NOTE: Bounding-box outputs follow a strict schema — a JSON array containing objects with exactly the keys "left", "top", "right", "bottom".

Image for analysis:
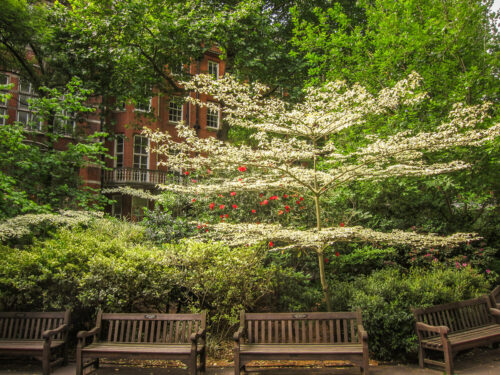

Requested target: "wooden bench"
[
  {"left": 0, "top": 311, "right": 70, "bottom": 375},
  {"left": 233, "top": 311, "right": 369, "bottom": 374},
  {"left": 76, "top": 310, "right": 206, "bottom": 375},
  {"left": 412, "top": 296, "right": 500, "bottom": 374}
]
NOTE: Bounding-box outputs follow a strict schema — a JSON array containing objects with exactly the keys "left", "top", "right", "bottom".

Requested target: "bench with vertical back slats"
[
  {"left": 233, "top": 311, "right": 369, "bottom": 374},
  {"left": 76, "top": 310, "right": 206, "bottom": 375},
  {"left": 412, "top": 296, "right": 500, "bottom": 375},
  {"left": 0, "top": 311, "right": 70, "bottom": 375}
]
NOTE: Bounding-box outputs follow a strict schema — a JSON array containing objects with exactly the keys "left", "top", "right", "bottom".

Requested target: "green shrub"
[
  {"left": 141, "top": 208, "right": 196, "bottom": 244},
  {"left": 0, "top": 219, "right": 280, "bottom": 337},
  {"left": 347, "top": 266, "right": 490, "bottom": 361}
]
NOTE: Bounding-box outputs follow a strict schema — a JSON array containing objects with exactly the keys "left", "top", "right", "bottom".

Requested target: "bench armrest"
[
  {"left": 190, "top": 328, "right": 206, "bottom": 343},
  {"left": 77, "top": 326, "right": 100, "bottom": 341},
  {"left": 233, "top": 327, "right": 244, "bottom": 342},
  {"left": 415, "top": 322, "right": 449, "bottom": 335},
  {"left": 489, "top": 308, "right": 500, "bottom": 317},
  {"left": 42, "top": 323, "right": 69, "bottom": 339},
  {"left": 357, "top": 324, "right": 368, "bottom": 342}
]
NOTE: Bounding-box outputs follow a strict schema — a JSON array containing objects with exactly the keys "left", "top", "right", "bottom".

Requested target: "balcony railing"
[{"left": 103, "top": 167, "right": 182, "bottom": 186}]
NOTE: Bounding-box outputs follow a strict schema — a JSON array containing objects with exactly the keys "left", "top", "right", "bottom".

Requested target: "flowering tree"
[{"left": 145, "top": 73, "right": 499, "bottom": 310}]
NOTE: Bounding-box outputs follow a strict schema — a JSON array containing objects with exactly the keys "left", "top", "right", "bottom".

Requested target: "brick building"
[{"left": 1, "top": 47, "right": 225, "bottom": 220}]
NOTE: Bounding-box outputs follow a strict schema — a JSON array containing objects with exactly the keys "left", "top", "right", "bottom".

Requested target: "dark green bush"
[{"left": 347, "top": 266, "right": 490, "bottom": 361}]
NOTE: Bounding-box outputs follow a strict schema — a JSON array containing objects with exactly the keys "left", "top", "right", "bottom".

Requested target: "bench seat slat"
[
  {"left": 82, "top": 343, "right": 204, "bottom": 355},
  {"left": 0, "top": 340, "right": 65, "bottom": 351},
  {"left": 240, "top": 343, "right": 363, "bottom": 355}
]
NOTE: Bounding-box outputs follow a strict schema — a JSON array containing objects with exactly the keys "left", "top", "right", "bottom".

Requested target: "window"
[
  {"left": 17, "top": 78, "right": 41, "bottom": 131},
  {"left": 208, "top": 61, "right": 219, "bottom": 79},
  {"left": 134, "top": 98, "right": 151, "bottom": 112},
  {"left": 169, "top": 101, "right": 183, "bottom": 123},
  {"left": 0, "top": 75, "right": 7, "bottom": 126},
  {"left": 115, "top": 135, "right": 124, "bottom": 168},
  {"left": 133, "top": 135, "right": 149, "bottom": 182},
  {"left": 53, "top": 109, "right": 76, "bottom": 136},
  {"left": 206, "top": 105, "right": 220, "bottom": 129}
]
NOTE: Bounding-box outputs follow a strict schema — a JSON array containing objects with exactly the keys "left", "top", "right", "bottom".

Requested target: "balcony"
[{"left": 103, "top": 167, "right": 178, "bottom": 186}]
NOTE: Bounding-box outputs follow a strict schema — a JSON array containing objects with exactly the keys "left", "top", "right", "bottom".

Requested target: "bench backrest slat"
[
  {"left": 413, "top": 296, "right": 493, "bottom": 337},
  {"left": 242, "top": 312, "right": 361, "bottom": 344},
  {"left": 0, "top": 312, "right": 69, "bottom": 341},
  {"left": 98, "top": 312, "right": 205, "bottom": 344}
]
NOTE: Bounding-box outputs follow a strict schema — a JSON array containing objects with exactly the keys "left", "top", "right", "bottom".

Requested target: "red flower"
[
  {"left": 283, "top": 194, "right": 288, "bottom": 198},
  {"left": 232, "top": 204, "right": 238, "bottom": 209},
  {"left": 340, "top": 222, "right": 344, "bottom": 227},
  {"left": 296, "top": 200, "right": 300, "bottom": 205},
  {"left": 238, "top": 166, "right": 247, "bottom": 172},
  {"left": 299, "top": 197, "right": 304, "bottom": 201},
  {"left": 184, "top": 171, "right": 190, "bottom": 175},
  {"left": 218, "top": 194, "right": 224, "bottom": 197},
  {"left": 219, "top": 204, "right": 225, "bottom": 210},
  {"left": 270, "top": 195, "right": 278, "bottom": 200},
  {"left": 261, "top": 200, "right": 269, "bottom": 205},
  {"left": 285, "top": 205, "right": 290, "bottom": 212},
  {"left": 225, "top": 214, "right": 229, "bottom": 218},
  {"left": 209, "top": 202, "right": 215, "bottom": 210},
  {"left": 191, "top": 179, "right": 197, "bottom": 183},
  {"left": 269, "top": 241, "right": 274, "bottom": 248},
  {"left": 335, "top": 252, "right": 340, "bottom": 257},
  {"left": 207, "top": 169, "right": 212, "bottom": 174},
  {"left": 251, "top": 209, "right": 256, "bottom": 214},
  {"left": 259, "top": 193, "right": 264, "bottom": 197},
  {"left": 278, "top": 210, "right": 284, "bottom": 215},
  {"left": 192, "top": 198, "right": 196, "bottom": 202},
  {"left": 230, "top": 192, "right": 236, "bottom": 196},
  {"left": 324, "top": 258, "right": 329, "bottom": 263},
  {"left": 197, "top": 225, "right": 201, "bottom": 229},
  {"left": 205, "top": 229, "right": 208, "bottom": 232},
  {"left": 220, "top": 215, "right": 224, "bottom": 218}
]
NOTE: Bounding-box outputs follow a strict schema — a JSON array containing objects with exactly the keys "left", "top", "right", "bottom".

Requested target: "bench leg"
[
  {"left": 42, "top": 355, "right": 50, "bottom": 375},
  {"left": 63, "top": 342, "right": 69, "bottom": 366},
  {"left": 200, "top": 347, "right": 206, "bottom": 373},
  {"left": 189, "top": 353, "right": 197, "bottom": 375},
  {"left": 418, "top": 345, "right": 424, "bottom": 368},
  {"left": 362, "top": 355, "right": 369, "bottom": 374},
  {"left": 444, "top": 346, "right": 454, "bottom": 375},
  {"left": 234, "top": 355, "right": 240, "bottom": 375},
  {"left": 76, "top": 349, "right": 83, "bottom": 375}
]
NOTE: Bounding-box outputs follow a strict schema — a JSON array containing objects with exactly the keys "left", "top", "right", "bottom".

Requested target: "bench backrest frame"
[
  {"left": 95, "top": 311, "right": 206, "bottom": 344},
  {"left": 490, "top": 285, "right": 500, "bottom": 308},
  {"left": 0, "top": 311, "right": 70, "bottom": 341},
  {"left": 240, "top": 311, "right": 362, "bottom": 344}
]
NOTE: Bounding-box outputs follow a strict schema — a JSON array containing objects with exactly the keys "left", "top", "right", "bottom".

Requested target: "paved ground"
[{"left": 1, "top": 347, "right": 499, "bottom": 374}]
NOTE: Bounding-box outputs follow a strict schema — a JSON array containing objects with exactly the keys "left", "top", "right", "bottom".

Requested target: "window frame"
[
  {"left": 17, "top": 78, "right": 41, "bottom": 131},
  {"left": 133, "top": 135, "right": 149, "bottom": 170},
  {"left": 168, "top": 101, "right": 183, "bottom": 123},
  {"left": 208, "top": 60, "right": 219, "bottom": 79},
  {"left": 134, "top": 97, "right": 152, "bottom": 112},
  {"left": 115, "top": 134, "right": 125, "bottom": 168},
  {"left": 206, "top": 103, "right": 220, "bottom": 130}
]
